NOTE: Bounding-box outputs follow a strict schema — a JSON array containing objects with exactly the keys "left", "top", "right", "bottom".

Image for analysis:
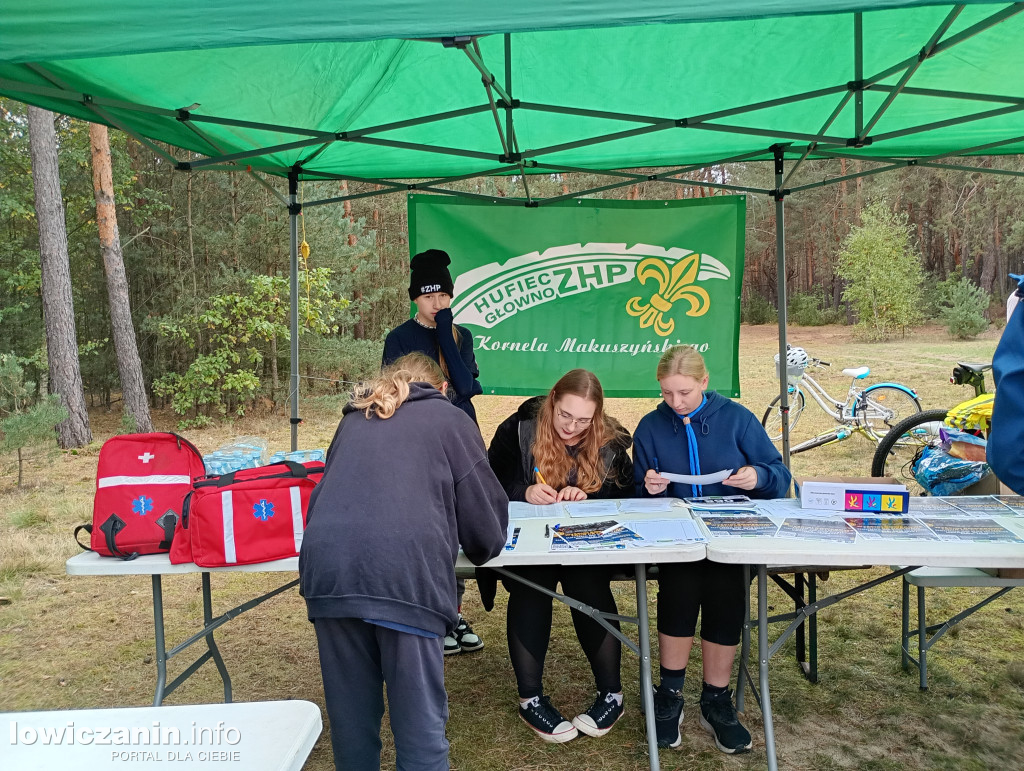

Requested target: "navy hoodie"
[
  {"left": 632, "top": 391, "right": 792, "bottom": 499},
  {"left": 299, "top": 383, "right": 508, "bottom": 635},
  {"left": 989, "top": 283, "right": 1024, "bottom": 495}
]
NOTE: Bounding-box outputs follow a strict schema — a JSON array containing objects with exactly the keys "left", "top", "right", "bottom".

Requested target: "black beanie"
[{"left": 408, "top": 249, "right": 455, "bottom": 300}]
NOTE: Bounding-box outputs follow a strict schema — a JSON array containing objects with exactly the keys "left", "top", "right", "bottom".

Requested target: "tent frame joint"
[
  {"left": 500, "top": 152, "right": 523, "bottom": 163},
  {"left": 442, "top": 36, "right": 473, "bottom": 49},
  {"left": 846, "top": 136, "right": 873, "bottom": 148}
]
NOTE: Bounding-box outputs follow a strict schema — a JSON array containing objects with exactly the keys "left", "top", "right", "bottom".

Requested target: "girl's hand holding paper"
[{"left": 723, "top": 465, "right": 758, "bottom": 490}]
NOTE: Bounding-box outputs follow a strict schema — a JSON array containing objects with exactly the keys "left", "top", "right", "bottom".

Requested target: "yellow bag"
[{"left": 944, "top": 393, "right": 995, "bottom": 432}]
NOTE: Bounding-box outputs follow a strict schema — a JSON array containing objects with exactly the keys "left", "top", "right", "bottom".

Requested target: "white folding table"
[
  {"left": 1, "top": 699, "right": 321, "bottom": 770},
  {"left": 704, "top": 513, "right": 1024, "bottom": 771},
  {"left": 464, "top": 503, "right": 707, "bottom": 771},
  {"left": 66, "top": 552, "right": 300, "bottom": 706}
]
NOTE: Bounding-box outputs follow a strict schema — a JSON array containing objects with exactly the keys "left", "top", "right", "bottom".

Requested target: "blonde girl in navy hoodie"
[
  {"left": 632, "top": 345, "right": 790, "bottom": 756},
  {"left": 300, "top": 353, "right": 508, "bottom": 771}
]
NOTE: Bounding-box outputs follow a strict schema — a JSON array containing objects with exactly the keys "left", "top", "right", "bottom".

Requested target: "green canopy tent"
[
  {"left": 3, "top": 1, "right": 1023, "bottom": 460},
  {"left": 3, "top": 3, "right": 1024, "bottom": 766}
]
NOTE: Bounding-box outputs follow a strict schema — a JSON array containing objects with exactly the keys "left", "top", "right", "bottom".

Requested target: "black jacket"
[
  {"left": 299, "top": 383, "right": 508, "bottom": 635},
  {"left": 478, "top": 396, "right": 633, "bottom": 610}
]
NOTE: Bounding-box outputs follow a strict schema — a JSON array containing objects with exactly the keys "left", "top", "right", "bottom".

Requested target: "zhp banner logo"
[{"left": 452, "top": 243, "right": 730, "bottom": 330}]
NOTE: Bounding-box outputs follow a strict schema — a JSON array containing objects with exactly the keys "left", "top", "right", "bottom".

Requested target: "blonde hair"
[
  {"left": 351, "top": 353, "right": 445, "bottom": 419},
  {"left": 656, "top": 345, "right": 708, "bottom": 382},
  {"left": 532, "top": 369, "right": 623, "bottom": 493}
]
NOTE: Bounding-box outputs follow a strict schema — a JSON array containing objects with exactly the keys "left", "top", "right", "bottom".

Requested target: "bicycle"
[
  {"left": 870, "top": 362, "right": 992, "bottom": 493},
  {"left": 761, "top": 346, "right": 922, "bottom": 455}
]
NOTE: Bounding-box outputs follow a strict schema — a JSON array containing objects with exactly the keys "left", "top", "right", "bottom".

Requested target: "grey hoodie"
[{"left": 299, "top": 383, "right": 508, "bottom": 635}]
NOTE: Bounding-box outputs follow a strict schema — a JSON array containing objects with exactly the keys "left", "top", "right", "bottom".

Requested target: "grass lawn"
[{"left": 2, "top": 323, "right": 1022, "bottom": 770}]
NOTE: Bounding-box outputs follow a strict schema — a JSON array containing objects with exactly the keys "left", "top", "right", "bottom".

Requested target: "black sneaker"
[
  {"left": 699, "top": 688, "right": 752, "bottom": 754},
  {"left": 519, "top": 695, "right": 578, "bottom": 743},
  {"left": 443, "top": 633, "right": 461, "bottom": 655},
  {"left": 454, "top": 615, "right": 483, "bottom": 652},
  {"left": 653, "top": 684, "right": 685, "bottom": 748},
  {"left": 572, "top": 691, "right": 624, "bottom": 737}
]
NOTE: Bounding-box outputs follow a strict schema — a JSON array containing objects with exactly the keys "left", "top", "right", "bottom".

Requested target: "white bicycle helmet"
[{"left": 786, "top": 346, "right": 810, "bottom": 369}]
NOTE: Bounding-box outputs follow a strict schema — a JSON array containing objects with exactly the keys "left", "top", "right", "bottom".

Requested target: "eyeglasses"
[{"left": 556, "top": 408, "right": 593, "bottom": 428}]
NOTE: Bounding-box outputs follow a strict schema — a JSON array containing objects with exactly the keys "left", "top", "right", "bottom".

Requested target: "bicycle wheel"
[
  {"left": 855, "top": 385, "right": 922, "bottom": 441},
  {"left": 761, "top": 390, "right": 806, "bottom": 443},
  {"left": 870, "top": 408, "right": 948, "bottom": 491}
]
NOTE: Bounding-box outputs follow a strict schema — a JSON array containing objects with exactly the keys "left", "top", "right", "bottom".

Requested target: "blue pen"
[{"left": 654, "top": 456, "right": 660, "bottom": 473}]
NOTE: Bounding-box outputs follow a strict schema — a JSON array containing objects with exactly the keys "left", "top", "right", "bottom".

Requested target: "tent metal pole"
[
  {"left": 857, "top": 5, "right": 963, "bottom": 143},
  {"left": 518, "top": 101, "right": 666, "bottom": 124},
  {"left": 525, "top": 121, "right": 676, "bottom": 158},
  {"left": 783, "top": 92, "right": 854, "bottom": 188},
  {"left": 504, "top": 34, "right": 514, "bottom": 148},
  {"left": 686, "top": 85, "right": 848, "bottom": 125},
  {"left": 916, "top": 161, "right": 1024, "bottom": 178},
  {"left": 689, "top": 122, "right": 848, "bottom": 146},
  {"left": 288, "top": 170, "right": 300, "bottom": 452},
  {"left": 868, "top": 104, "right": 1024, "bottom": 143},
  {"left": 787, "top": 162, "right": 907, "bottom": 193},
  {"left": 875, "top": 84, "right": 1024, "bottom": 105},
  {"left": 343, "top": 134, "right": 500, "bottom": 161},
  {"left": 854, "top": 13, "right": 864, "bottom": 137},
  {"left": 773, "top": 147, "right": 791, "bottom": 468},
  {"left": 186, "top": 137, "right": 330, "bottom": 169},
  {"left": 342, "top": 104, "right": 493, "bottom": 139},
  {"left": 864, "top": 3, "right": 1023, "bottom": 87}
]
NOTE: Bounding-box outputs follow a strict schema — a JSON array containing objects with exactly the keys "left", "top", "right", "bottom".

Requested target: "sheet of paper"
[
  {"left": 549, "top": 520, "right": 643, "bottom": 551},
  {"left": 686, "top": 495, "right": 755, "bottom": 509},
  {"left": 661, "top": 468, "right": 733, "bottom": 485},
  {"left": 842, "top": 516, "right": 938, "bottom": 541},
  {"left": 509, "top": 501, "right": 562, "bottom": 520},
  {"left": 776, "top": 517, "right": 857, "bottom": 543},
  {"left": 565, "top": 500, "right": 621, "bottom": 518},
  {"left": 622, "top": 518, "right": 707, "bottom": 545},
  {"left": 942, "top": 495, "right": 1017, "bottom": 516},
  {"left": 700, "top": 514, "right": 778, "bottom": 537},
  {"left": 754, "top": 498, "right": 805, "bottom": 518},
  {"left": 619, "top": 498, "right": 679, "bottom": 513},
  {"left": 918, "top": 517, "right": 1024, "bottom": 543}
]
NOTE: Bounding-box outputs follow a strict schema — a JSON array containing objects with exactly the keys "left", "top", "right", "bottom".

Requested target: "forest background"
[{"left": 2, "top": 96, "right": 1022, "bottom": 434}]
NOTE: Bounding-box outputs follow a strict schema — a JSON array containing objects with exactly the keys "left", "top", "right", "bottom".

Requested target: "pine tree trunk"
[
  {"left": 90, "top": 123, "right": 154, "bottom": 433},
  {"left": 27, "top": 106, "right": 93, "bottom": 449}
]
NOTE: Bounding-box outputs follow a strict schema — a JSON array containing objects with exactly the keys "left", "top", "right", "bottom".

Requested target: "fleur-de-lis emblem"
[{"left": 625, "top": 255, "right": 710, "bottom": 336}]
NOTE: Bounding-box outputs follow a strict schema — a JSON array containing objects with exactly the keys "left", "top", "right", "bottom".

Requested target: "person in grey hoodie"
[{"left": 300, "top": 353, "right": 508, "bottom": 771}]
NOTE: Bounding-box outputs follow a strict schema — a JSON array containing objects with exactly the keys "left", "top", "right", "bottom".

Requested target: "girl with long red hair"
[{"left": 487, "top": 369, "right": 633, "bottom": 743}]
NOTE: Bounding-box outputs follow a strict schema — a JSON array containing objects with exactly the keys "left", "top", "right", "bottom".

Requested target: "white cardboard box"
[{"left": 797, "top": 476, "right": 908, "bottom": 512}]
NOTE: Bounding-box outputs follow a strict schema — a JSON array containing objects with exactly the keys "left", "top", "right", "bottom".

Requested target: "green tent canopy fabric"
[{"left": 2, "top": 2, "right": 1023, "bottom": 181}]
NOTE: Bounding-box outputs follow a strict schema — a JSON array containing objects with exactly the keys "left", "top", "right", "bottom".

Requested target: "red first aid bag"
[
  {"left": 76, "top": 433, "right": 205, "bottom": 560},
  {"left": 170, "top": 461, "right": 324, "bottom": 567}
]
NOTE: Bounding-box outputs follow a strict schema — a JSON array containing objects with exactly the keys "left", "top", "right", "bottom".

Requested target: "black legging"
[{"left": 502, "top": 565, "right": 622, "bottom": 699}]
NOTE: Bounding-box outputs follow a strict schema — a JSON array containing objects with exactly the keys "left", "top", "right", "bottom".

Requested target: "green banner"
[{"left": 408, "top": 195, "right": 745, "bottom": 397}]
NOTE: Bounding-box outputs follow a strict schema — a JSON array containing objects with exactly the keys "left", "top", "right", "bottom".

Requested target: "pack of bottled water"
[
  {"left": 203, "top": 437, "right": 268, "bottom": 476},
  {"left": 268, "top": 449, "right": 326, "bottom": 464}
]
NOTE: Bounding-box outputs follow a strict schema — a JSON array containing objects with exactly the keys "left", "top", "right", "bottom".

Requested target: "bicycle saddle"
[
  {"left": 955, "top": 362, "right": 992, "bottom": 374},
  {"left": 842, "top": 366, "right": 870, "bottom": 379}
]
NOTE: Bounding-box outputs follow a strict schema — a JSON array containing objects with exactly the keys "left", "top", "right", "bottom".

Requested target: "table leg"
[
  {"left": 634, "top": 565, "right": 660, "bottom": 771},
  {"left": 794, "top": 572, "right": 806, "bottom": 672},
  {"left": 152, "top": 576, "right": 168, "bottom": 707},
  {"left": 917, "top": 585, "right": 928, "bottom": 690},
  {"left": 901, "top": 577, "right": 910, "bottom": 671},
  {"left": 202, "top": 572, "right": 233, "bottom": 703},
  {"left": 737, "top": 564, "right": 751, "bottom": 713},
  {"left": 758, "top": 565, "right": 779, "bottom": 771},
  {"left": 808, "top": 572, "right": 818, "bottom": 684}
]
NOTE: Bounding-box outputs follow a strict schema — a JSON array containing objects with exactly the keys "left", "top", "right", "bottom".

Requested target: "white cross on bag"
[{"left": 138, "top": 452, "right": 155, "bottom": 463}]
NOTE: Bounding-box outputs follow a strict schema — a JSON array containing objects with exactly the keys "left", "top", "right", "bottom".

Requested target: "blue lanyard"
[{"left": 674, "top": 395, "right": 707, "bottom": 497}]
